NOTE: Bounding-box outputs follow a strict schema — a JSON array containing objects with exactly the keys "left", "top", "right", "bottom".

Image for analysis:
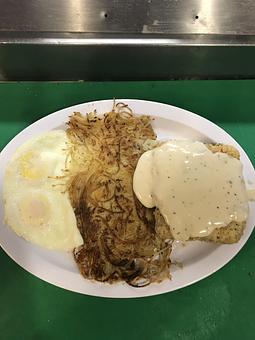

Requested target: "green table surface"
[{"left": 0, "top": 80, "right": 255, "bottom": 340}]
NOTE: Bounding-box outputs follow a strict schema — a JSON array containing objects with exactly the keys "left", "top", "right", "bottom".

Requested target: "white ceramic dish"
[{"left": 0, "top": 99, "right": 254, "bottom": 298}]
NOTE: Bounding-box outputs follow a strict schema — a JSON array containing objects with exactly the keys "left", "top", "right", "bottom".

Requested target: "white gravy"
[{"left": 133, "top": 141, "right": 254, "bottom": 241}]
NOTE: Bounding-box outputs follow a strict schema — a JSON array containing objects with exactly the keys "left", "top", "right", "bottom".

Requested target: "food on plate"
[
  {"left": 154, "top": 209, "right": 244, "bottom": 244},
  {"left": 66, "top": 103, "right": 171, "bottom": 286},
  {"left": 3, "top": 130, "right": 83, "bottom": 251},
  {"left": 133, "top": 140, "right": 252, "bottom": 243},
  {"left": 2, "top": 100, "right": 254, "bottom": 288}
]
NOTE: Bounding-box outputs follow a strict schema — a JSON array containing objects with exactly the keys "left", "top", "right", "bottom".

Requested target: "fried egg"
[{"left": 3, "top": 130, "right": 83, "bottom": 251}]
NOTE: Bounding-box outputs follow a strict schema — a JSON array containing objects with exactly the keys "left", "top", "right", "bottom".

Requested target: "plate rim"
[{"left": 0, "top": 98, "right": 254, "bottom": 298}]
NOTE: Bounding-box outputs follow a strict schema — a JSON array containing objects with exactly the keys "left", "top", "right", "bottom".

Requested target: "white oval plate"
[{"left": 0, "top": 99, "right": 255, "bottom": 298}]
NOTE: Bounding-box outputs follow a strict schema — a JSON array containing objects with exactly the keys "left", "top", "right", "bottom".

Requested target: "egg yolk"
[
  {"left": 19, "top": 194, "right": 50, "bottom": 227},
  {"left": 18, "top": 151, "right": 46, "bottom": 180}
]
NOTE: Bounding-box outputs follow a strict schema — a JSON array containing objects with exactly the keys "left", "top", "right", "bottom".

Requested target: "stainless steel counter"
[{"left": 1, "top": 0, "right": 255, "bottom": 80}]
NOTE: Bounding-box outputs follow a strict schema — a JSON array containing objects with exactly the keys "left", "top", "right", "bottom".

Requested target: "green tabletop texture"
[{"left": 0, "top": 80, "right": 255, "bottom": 340}]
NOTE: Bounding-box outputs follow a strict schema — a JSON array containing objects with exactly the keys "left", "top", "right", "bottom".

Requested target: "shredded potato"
[{"left": 66, "top": 102, "right": 171, "bottom": 286}]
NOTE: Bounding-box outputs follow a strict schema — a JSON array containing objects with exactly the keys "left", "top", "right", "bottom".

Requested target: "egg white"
[{"left": 3, "top": 130, "right": 83, "bottom": 251}]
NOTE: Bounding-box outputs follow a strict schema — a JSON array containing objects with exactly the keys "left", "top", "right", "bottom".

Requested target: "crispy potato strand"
[{"left": 66, "top": 103, "right": 171, "bottom": 286}]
